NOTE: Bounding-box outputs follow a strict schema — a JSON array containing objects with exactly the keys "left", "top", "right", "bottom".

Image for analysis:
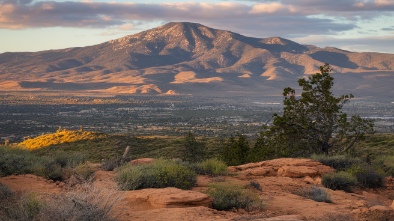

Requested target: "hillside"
[{"left": 1, "top": 22, "right": 394, "bottom": 97}]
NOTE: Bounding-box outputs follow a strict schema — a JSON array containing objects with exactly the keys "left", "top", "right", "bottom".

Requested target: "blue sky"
[{"left": 1, "top": 0, "right": 394, "bottom": 53}]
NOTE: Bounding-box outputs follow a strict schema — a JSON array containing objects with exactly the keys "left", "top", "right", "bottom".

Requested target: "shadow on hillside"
[{"left": 310, "top": 51, "right": 358, "bottom": 69}]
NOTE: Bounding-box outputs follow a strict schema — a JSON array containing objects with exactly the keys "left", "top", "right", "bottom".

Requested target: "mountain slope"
[{"left": 1, "top": 22, "right": 394, "bottom": 97}]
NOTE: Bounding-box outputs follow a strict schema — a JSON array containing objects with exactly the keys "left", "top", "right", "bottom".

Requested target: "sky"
[{"left": 1, "top": 0, "right": 394, "bottom": 54}]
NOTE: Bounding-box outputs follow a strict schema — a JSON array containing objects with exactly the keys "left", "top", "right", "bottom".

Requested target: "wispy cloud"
[{"left": 0, "top": 0, "right": 393, "bottom": 52}]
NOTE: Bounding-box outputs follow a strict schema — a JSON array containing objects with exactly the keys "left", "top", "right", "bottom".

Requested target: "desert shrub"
[
  {"left": 0, "top": 183, "right": 119, "bottom": 221},
  {"left": 0, "top": 146, "right": 40, "bottom": 177},
  {"left": 372, "top": 155, "right": 394, "bottom": 177},
  {"left": 322, "top": 171, "right": 357, "bottom": 192},
  {"left": 294, "top": 186, "right": 332, "bottom": 203},
  {"left": 73, "top": 162, "right": 95, "bottom": 181},
  {"left": 207, "top": 183, "right": 263, "bottom": 211},
  {"left": 194, "top": 158, "right": 228, "bottom": 176},
  {"left": 38, "top": 184, "right": 119, "bottom": 221},
  {"left": 311, "top": 154, "right": 361, "bottom": 171},
  {"left": 115, "top": 159, "right": 197, "bottom": 190},
  {"left": 50, "top": 150, "right": 87, "bottom": 168},
  {"left": 101, "top": 156, "right": 122, "bottom": 171},
  {"left": 0, "top": 192, "right": 44, "bottom": 221},
  {"left": 347, "top": 165, "right": 384, "bottom": 188},
  {"left": 0, "top": 145, "right": 87, "bottom": 180}
]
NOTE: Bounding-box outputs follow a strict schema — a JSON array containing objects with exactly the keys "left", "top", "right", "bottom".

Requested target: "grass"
[
  {"left": 0, "top": 183, "right": 119, "bottom": 221},
  {"left": 353, "top": 133, "right": 394, "bottom": 157}
]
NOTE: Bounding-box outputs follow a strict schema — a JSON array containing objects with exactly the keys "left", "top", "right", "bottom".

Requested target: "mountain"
[{"left": 1, "top": 22, "right": 394, "bottom": 97}]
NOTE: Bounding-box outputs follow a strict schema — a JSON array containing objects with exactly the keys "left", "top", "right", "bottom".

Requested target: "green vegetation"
[
  {"left": 251, "top": 64, "right": 374, "bottom": 160},
  {"left": 182, "top": 131, "right": 206, "bottom": 163},
  {"left": 207, "top": 183, "right": 263, "bottom": 211},
  {"left": 115, "top": 159, "right": 197, "bottom": 190},
  {"left": 313, "top": 154, "right": 385, "bottom": 189},
  {"left": 322, "top": 171, "right": 357, "bottom": 192},
  {"left": 0, "top": 145, "right": 88, "bottom": 182},
  {"left": 192, "top": 158, "right": 228, "bottom": 176},
  {"left": 348, "top": 165, "right": 384, "bottom": 188},
  {"left": 221, "top": 133, "right": 250, "bottom": 166},
  {"left": 311, "top": 154, "right": 362, "bottom": 171}
]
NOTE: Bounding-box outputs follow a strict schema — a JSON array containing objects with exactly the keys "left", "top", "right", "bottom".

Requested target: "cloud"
[
  {"left": 292, "top": 34, "right": 394, "bottom": 53},
  {"left": 0, "top": 0, "right": 392, "bottom": 41}
]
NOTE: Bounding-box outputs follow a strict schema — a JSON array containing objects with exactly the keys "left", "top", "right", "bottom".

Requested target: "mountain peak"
[{"left": 1, "top": 22, "right": 394, "bottom": 97}]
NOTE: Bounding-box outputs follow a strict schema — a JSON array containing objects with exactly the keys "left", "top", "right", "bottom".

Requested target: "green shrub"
[
  {"left": 294, "top": 186, "right": 332, "bottom": 203},
  {"left": 354, "top": 167, "right": 384, "bottom": 188},
  {"left": 195, "top": 158, "right": 228, "bottom": 176},
  {"left": 373, "top": 155, "right": 394, "bottom": 177},
  {"left": 52, "top": 150, "right": 87, "bottom": 168},
  {"left": 207, "top": 183, "right": 263, "bottom": 211},
  {"left": 0, "top": 146, "right": 87, "bottom": 180},
  {"left": 115, "top": 159, "right": 197, "bottom": 190},
  {"left": 73, "top": 163, "right": 95, "bottom": 181},
  {"left": 322, "top": 171, "right": 357, "bottom": 192},
  {"left": 0, "top": 146, "right": 39, "bottom": 177},
  {"left": 311, "top": 154, "right": 361, "bottom": 171}
]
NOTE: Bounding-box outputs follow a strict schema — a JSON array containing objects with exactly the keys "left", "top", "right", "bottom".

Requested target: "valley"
[{"left": 1, "top": 93, "right": 393, "bottom": 143}]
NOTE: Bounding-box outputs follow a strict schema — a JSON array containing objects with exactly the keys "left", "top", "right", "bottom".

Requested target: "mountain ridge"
[{"left": 1, "top": 22, "right": 394, "bottom": 97}]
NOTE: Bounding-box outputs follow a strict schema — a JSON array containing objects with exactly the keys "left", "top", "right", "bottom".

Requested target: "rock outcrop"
[{"left": 228, "top": 158, "right": 335, "bottom": 180}]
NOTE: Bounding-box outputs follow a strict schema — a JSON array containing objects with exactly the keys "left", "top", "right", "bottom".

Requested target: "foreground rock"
[
  {"left": 2, "top": 158, "right": 394, "bottom": 221},
  {"left": 124, "top": 187, "right": 212, "bottom": 208}
]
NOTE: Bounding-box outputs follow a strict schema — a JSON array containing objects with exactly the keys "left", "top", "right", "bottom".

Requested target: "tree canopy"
[{"left": 253, "top": 63, "right": 374, "bottom": 159}]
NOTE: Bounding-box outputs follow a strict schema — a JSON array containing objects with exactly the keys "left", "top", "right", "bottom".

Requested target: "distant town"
[{"left": 1, "top": 92, "right": 393, "bottom": 143}]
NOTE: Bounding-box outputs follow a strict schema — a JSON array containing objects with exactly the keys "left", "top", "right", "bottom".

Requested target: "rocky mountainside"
[{"left": 1, "top": 22, "right": 394, "bottom": 97}]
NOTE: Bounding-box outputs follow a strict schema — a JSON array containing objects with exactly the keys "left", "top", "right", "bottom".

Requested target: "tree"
[
  {"left": 257, "top": 63, "right": 374, "bottom": 157},
  {"left": 182, "top": 131, "right": 205, "bottom": 163},
  {"left": 221, "top": 133, "right": 250, "bottom": 166}
]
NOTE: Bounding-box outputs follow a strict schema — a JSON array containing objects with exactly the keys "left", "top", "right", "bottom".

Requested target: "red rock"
[
  {"left": 278, "top": 166, "right": 318, "bottom": 178},
  {"left": 125, "top": 187, "right": 212, "bottom": 208}
]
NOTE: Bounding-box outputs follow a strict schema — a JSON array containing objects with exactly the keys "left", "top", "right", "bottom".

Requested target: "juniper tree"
[{"left": 254, "top": 63, "right": 374, "bottom": 158}]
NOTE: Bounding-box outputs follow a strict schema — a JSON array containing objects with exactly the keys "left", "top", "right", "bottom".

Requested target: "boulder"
[
  {"left": 126, "top": 188, "right": 212, "bottom": 208},
  {"left": 148, "top": 188, "right": 212, "bottom": 208}
]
